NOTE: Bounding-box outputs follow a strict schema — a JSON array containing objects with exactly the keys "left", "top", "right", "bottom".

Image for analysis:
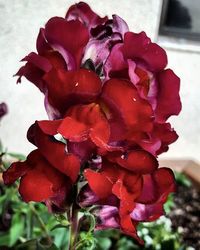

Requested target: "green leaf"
[
  {"left": 175, "top": 172, "right": 192, "bottom": 187},
  {"left": 51, "top": 227, "right": 69, "bottom": 249},
  {"left": 10, "top": 213, "right": 25, "bottom": 246},
  {"left": 164, "top": 194, "right": 175, "bottom": 214},
  {"left": 54, "top": 214, "right": 69, "bottom": 226},
  {"left": 16, "top": 239, "right": 59, "bottom": 250},
  {"left": 51, "top": 224, "right": 69, "bottom": 231},
  {"left": 0, "top": 233, "right": 10, "bottom": 246},
  {"left": 16, "top": 239, "right": 37, "bottom": 250},
  {"left": 96, "top": 237, "right": 112, "bottom": 250}
]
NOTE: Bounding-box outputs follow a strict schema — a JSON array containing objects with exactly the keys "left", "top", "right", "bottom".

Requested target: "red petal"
[
  {"left": 19, "top": 151, "right": 66, "bottom": 202},
  {"left": 19, "top": 168, "right": 54, "bottom": 202},
  {"left": 36, "top": 28, "right": 52, "bottom": 55},
  {"left": 137, "top": 167, "right": 176, "bottom": 204},
  {"left": 58, "top": 103, "right": 110, "bottom": 148},
  {"left": 27, "top": 122, "right": 80, "bottom": 182},
  {"left": 21, "top": 52, "right": 51, "bottom": 72},
  {"left": 45, "top": 17, "right": 89, "bottom": 68},
  {"left": 153, "top": 167, "right": 176, "bottom": 203},
  {"left": 139, "top": 123, "right": 178, "bottom": 155},
  {"left": 58, "top": 116, "right": 88, "bottom": 142},
  {"left": 42, "top": 50, "right": 67, "bottom": 70},
  {"left": 14, "top": 52, "right": 52, "bottom": 91},
  {"left": 101, "top": 78, "right": 153, "bottom": 140},
  {"left": 155, "top": 69, "right": 181, "bottom": 122},
  {"left": 113, "top": 150, "right": 158, "bottom": 174},
  {"left": 119, "top": 201, "right": 143, "bottom": 244},
  {"left": 153, "top": 123, "right": 178, "bottom": 154},
  {"left": 84, "top": 169, "right": 113, "bottom": 199},
  {"left": 15, "top": 62, "right": 45, "bottom": 91},
  {"left": 122, "top": 32, "right": 167, "bottom": 71},
  {"left": 43, "top": 68, "right": 102, "bottom": 114},
  {"left": 112, "top": 175, "right": 142, "bottom": 201},
  {"left": 38, "top": 120, "right": 62, "bottom": 135},
  {"left": 3, "top": 162, "right": 30, "bottom": 185}
]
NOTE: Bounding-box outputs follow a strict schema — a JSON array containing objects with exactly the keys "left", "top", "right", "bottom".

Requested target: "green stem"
[
  {"left": 29, "top": 203, "right": 52, "bottom": 245},
  {"left": 68, "top": 206, "right": 79, "bottom": 250}
]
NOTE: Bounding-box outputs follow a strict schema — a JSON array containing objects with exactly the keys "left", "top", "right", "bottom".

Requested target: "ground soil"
[{"left": 168, "top": 183, "right": 200, "bottom": 249}]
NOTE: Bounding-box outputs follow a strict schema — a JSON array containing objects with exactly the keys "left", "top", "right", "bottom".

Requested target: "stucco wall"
[{"left": 0, "top": 0, "right": 199, "bottom": 163}]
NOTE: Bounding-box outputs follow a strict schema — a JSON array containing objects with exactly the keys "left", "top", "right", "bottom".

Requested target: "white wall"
[{"left": 0, "top": 0, "right": 199, "bottom": 163}]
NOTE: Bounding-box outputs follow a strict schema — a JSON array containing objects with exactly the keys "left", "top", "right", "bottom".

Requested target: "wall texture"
[{"left": 0, "top": 0, "right": 199, "bottom": 163}]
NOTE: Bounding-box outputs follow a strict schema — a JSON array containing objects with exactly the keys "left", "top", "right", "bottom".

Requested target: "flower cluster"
[{"left": 3, "top": 2, "right": 181, "bottom": 242}]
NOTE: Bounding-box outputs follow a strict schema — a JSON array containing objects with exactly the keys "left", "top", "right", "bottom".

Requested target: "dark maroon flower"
[
  {"left": 0, "top": 102, "right": 8, "bottom": 120},
  {"left": 81, "top": 160, "right": 175, "bottom": 240},
  {"left": 104, "top": 31, "right": 181, "bottom": 155},
  {"left": 5, "top": 2, "right": 181, "bottom": 244},
  {"left": 3, "top": 122, "right": 80, "bottom": 205}
]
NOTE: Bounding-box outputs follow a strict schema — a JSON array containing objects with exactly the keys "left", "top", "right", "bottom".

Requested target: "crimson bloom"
[{"left": 4, "top": 2, "right": 181, "bottom": 245}]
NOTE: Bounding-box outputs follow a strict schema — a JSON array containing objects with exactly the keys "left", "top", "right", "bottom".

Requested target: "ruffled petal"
[
  {"left": 21, "top": 52, "right": 51, "bottom": 72},
  {"left": 101, "top": 78, "right": 154, "bottom": 141},
  {"left": 43, "top": 68, "right": 102, "bottom": 114},
  {"left": 84, "top": 169, "right": 113, "bottom": 199},
  {"left": 112, "top": 15, "right": 129, "bottom": 37},
  {"left": 82, "top": 33, "right": 121, "bottom": 69},
  {"left": 122, "top": 32, "right": 167, "bottom": 72},
  {"left": 15, "top": 61, "right": 45, "bottom": 91},
  {"left": 36, "top": 28, "right": 52, "bottom": 55},
  {"left": 119, "top": 201, "right": 143, "bottom": 243},
  {"left": 3, "top": 161, "right": 30, "bottom": 185},
  {"left": 19, "top": 151, "right": 67, "bottom": 202},
  {"left": 109, "top": 150, "right": 158, "bottom": 174},
  {"left": 139, "top": 123, "right": 178, "bottom": 155},
  {"left": 130, "top": 203, "right": 164, "bottom": 222},
  {"left": 27, "top": 122, "right": 80, "bottom": 182},
  {"left": 66, "top": 2, "right": 108, "bottom": 29},
  {"left": 155, "top": 69, "right": 181, "bottom": 122},
  {"left": 137, "top": 167, "right": 176, "bottom": 204},
  {"left": 58, "top": 103, "right": 110, "bottom": 148},
  {"left": 112, "top": 175, "right": 142, "bottom": 202},
  {"left": 93, "top": 205, "right": 120, "bottom": 230},
  {"left": 78, "top": 185, "right": 100, "bottom": 207},
  {"left": 104, "top": 43, "right": 128, "bottom": 80},
  {"left": 38, "top": 119, "right": 62, "bottom": 135},
  {"left": 68, "top": 140, "right": 95, "bottom": 162},
  {"left": 45, "top": 17, "right": 89, "bottom": 69}
]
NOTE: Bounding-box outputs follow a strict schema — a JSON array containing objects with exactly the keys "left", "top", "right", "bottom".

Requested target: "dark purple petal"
[
  {"left": 0, "top": 102, "right": 8, "bottom": 120},
  {"left": 93, "top": 205, "right": 120, "bottom": 230},
  {"left": 66, "top": 2, "right": 108, "bottom": 29},
  {"left": 130, "top": 203, "right": 164, "bottom": 222}
]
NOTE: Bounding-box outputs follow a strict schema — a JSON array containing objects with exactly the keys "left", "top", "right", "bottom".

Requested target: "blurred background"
[{"left": 0, "top": 0, "right": 200, "bottom": 163}]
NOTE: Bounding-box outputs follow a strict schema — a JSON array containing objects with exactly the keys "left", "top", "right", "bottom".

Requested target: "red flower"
[
  {"left": 104, "top": 31, "right": 181, "bottom": 155},
  {"left": 4, "top": 2, "right": 181, "bottom": 243},
  {"left": 80, "top": 160, "right": 175, "bottom": 240},
  {"left": 3, "top": 122, "right": 80, "bottom": 209}
]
